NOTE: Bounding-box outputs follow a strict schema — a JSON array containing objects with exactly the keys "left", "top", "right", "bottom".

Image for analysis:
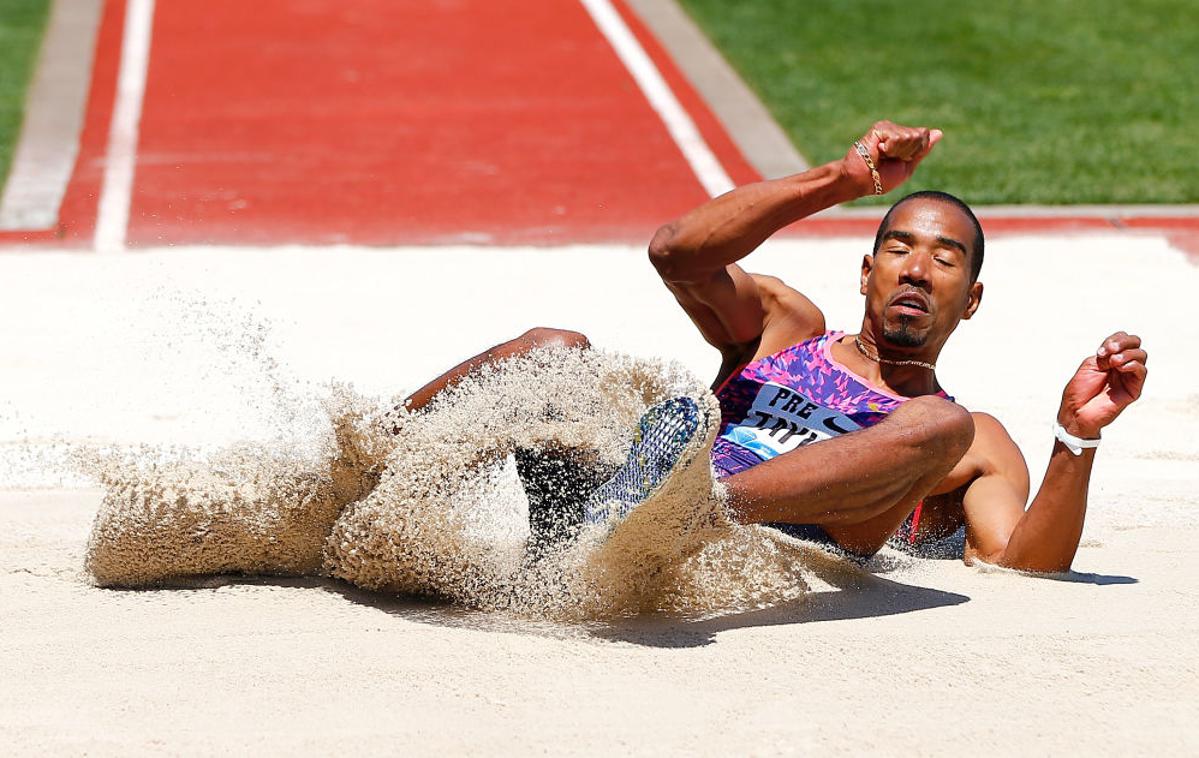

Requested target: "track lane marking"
[
  {"left": 579, "top": 0, "right": 734, "bottom": 198},
  {"left": 0, "top": 0, "right": 104, "bottom": 231},
  {"left": 623, "top": 0, "right": 807, "bottom": 179},
  {"left": 94, "top": 0, "right": 154, "bottom": 252}
]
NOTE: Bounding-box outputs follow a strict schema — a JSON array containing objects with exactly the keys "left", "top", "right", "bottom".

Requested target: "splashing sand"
[
  {"left": 83, "top": 346, "right": 816, "bottom": 618},
  {"left": 81, "top": 386, "right": 389, "bottom": 586}
]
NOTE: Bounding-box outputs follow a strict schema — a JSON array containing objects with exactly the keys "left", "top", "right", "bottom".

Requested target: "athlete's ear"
[
  {"left": 962, "top": 280, "right": 984, "bottom": 320},
  {"left": 860, "top": 254, "right": 874, "bottom": 296}
]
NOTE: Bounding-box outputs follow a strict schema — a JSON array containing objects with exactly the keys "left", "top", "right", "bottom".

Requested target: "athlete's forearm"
[
  {"left": 648, "top": 160, "right": 861, "bottom": 282},
  {"left": 995, "top": 442, "right": 1095, "bottom": 572}
]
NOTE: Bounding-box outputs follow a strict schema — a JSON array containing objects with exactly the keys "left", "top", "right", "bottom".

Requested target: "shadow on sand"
[
  {"left": 194, "top": 554, "right": 970, "bottom": 649},
  {"left": 102, "top": 524, "right": 1137, "bottom": 649},
  {"left": 586, "top": 569, "right": 970, "bottom": 649},
  {"left": 1058, "top": 572, "right": 1137, "bottom": 585},
  {"left": 988, "top": 568, "right": 1138, "bottom": 586},
  {"left": 98, "top": 549, "right": 1136, "bottom": 649}
]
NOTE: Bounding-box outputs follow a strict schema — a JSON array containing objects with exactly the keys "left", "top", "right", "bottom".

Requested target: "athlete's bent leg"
[
  {"left": 398, "top": 327, "right": 590, "bottom": 415},
  {"left": 723, "top": 396, "right": 973, "bottom": 555},
  {"left": 393, "top": 327, "right": 595, "bottom": 554}
]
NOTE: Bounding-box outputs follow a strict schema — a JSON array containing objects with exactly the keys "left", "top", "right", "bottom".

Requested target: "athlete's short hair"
[{"left": 873, "top": 190, "right": 985, "bottom": 281}]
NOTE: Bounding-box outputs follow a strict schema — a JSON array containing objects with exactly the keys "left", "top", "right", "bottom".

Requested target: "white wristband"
[{"left": 1054, "top": 422, "right": 1100, "bottom": 456}]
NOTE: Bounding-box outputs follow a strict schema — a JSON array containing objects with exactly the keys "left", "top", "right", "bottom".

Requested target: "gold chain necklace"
[{"left": 854, "top": 335, "right": 937, "bottom": 371}]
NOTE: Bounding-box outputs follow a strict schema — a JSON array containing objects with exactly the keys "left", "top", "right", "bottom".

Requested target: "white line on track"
[
  {"left": 578, "top": 0, "right": 734, "bottom": 198},
  {"left": 623, "top": 0, "right": 809, "bottom": 178},
  {"left": 94, "top": 0, "right": 155, "bottom": 253}
]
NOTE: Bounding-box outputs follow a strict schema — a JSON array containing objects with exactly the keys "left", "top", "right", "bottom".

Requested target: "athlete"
[{"left": 398, "top": 120, "right": 1147, "bottom": 572}]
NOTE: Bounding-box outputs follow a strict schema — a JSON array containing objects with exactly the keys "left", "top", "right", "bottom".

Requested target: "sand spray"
[{"left": 58, "top": 295, "right": 821, "bottom": 618}]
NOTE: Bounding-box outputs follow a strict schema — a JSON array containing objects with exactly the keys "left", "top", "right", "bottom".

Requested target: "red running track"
[
  {"left": 33, "top": 0, "right": 759, "bottom": 248},
  {"left": 2, "top": 0, "right": 1195, "bottom": 252}
]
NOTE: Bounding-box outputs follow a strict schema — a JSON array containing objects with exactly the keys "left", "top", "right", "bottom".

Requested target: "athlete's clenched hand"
[
  {"left": 842, "top": 120, "right": 942, "bottom": 197},
  {"left": 1057, "top": 331, "right": 1148, "bottom": 439}
]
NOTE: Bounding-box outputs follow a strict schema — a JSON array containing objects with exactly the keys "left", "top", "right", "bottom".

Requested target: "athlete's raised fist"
[
  {"left": 842, "top": 120, "right": 942, "bottom": 197},
  {"left": 1057, "top": 331, "right": 1148, "bottom": 439}
]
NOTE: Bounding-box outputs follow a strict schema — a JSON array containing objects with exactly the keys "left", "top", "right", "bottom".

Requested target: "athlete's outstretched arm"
[
  {"left": 648, "top": 120, "right": 941, "bottom": 352},
  {"left": 963, "top": 332, "right": 1148, "bottom": 572}
]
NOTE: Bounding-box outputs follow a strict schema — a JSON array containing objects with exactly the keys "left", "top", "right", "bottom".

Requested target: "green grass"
[
  {"left": 0, "top": 0, "right": 52, "bottom": 191},
  {"left": 678, "top": 0, "right": 1199, "bottom": 204}
]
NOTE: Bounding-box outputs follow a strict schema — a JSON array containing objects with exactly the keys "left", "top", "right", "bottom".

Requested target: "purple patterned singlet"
[{"left": 711, "top": 330, "right": 952, "bottom": 479}]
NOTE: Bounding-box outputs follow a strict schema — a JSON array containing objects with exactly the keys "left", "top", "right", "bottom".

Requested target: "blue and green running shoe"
[{"left": 583, "top": 397, "right": 701, "bottom": 526}]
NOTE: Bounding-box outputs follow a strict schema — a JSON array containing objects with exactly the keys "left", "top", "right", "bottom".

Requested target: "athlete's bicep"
[{"left": 961, "top": 414, "right": 1032, "bottom": 564}]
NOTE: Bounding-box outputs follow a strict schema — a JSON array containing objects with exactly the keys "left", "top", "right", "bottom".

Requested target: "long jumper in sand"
[{"left": 401, "top": 120, "right": 1149, "bottom": 573}]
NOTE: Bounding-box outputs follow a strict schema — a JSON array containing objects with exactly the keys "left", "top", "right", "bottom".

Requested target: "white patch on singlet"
[{"left": 720, "top": 381, "right": 861, "bottom": 462}]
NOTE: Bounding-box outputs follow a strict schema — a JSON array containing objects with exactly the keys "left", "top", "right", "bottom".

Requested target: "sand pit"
[{"left": 2, "top": 237, "right": 1197, "bottom": 753}]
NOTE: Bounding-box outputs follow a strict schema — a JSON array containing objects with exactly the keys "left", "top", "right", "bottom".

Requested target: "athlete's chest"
[{"left": 717, "top": 351, "right": 898, "bottom": 462}]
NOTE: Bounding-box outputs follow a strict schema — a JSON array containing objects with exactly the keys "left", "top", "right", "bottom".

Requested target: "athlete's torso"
[
  {"left": 711, "top": 330, "right": 951, "bottom": 476},
  {"left": 710, "top": 330, "right": 958, "bottom": 546}
]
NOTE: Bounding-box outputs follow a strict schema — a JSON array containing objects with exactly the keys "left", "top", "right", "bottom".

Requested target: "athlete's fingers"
[
  {"left": 917, "top": 130, "right": 930, "bottom": 155},
  {"left": 1097, "top": 335, "right": 1118, "bottom": 358},
  {"left": 888, "top": 127, "right": 922, "bottom": 160},
  {"left": 1118, "top": 332, "right": 1142, "bottom": 351},
  {"left": 873, "top": 126, "right": 891, "bottom": 155},
  {"left": 1115, "top": 359, "right": 1146, "bottom": 376},
  {"left": 1108, "top": 332, "right": 1140, "bottom": 352},
  {"left": 871, "top": 122, "right": 940, "bottom": 163},
  {"left": 905, "top": 128, "right": 932, "bottom": 160},
  {"left": 1110, "top": 348, "right": 1148, "bottom": 368},
  {"left": 908, "top": 129, "right": 943, "bottom": 170},
  {"left": 1115, "top": 361, "right": 1147, "bottom": 400},
  {"left": 873, "top": 120, "right": 910, "bottom": 156},
  {"left": 1099, "top": 334, "right": 1141, "bottom": 370},
  {"left": 1097, "top": 331, "right": 1135, "bottom": 357}
]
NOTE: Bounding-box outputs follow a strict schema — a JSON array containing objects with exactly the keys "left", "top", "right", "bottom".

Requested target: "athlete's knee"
[
  {"left": 893, "top": 396, "right": 974, "bottom": 462},
  {"left": 519, "top": 327, "right": 591, "bottom": 351}
]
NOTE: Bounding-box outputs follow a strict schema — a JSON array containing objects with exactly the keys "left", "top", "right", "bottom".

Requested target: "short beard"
[{"left": 883, "top": 317, "right": 927, "bottom": 348}]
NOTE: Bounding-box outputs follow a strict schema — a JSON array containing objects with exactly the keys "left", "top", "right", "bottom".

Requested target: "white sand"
[{"left": 2, "top": 235, "right": 1197, "bottom": 754}]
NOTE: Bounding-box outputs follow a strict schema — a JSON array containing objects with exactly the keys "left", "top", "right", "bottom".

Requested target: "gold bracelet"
[{"left": 853, "top": 141, "right": 884, "bottom": 195}]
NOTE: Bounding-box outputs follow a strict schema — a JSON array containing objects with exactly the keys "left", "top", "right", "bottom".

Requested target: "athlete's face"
[{"left": 860, "top": 199, "right": 983, "bottom": 352}]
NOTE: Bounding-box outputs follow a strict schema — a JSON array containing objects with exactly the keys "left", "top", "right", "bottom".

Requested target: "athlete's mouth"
[{"left": 889, "top": 291, "right": 931, "bottom": 314}]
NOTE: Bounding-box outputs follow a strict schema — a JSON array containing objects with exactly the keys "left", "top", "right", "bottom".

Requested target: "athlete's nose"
[{"left": 898, "top": 249, "right": 932, "bottom": 289}]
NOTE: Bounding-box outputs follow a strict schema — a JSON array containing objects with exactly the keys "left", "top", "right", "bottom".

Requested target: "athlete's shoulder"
[
  {"left": 967, "top": 412, "right": 1028, "bottom": 478},
  {"left": 749, "top": 273, "right": 806, "bottom": 303},
  {"left": 749, "top": 273, "right": 825, "bottom": 343},
  {"left": 937, "top": 410, "right": 1030, "bottom": 496}
]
